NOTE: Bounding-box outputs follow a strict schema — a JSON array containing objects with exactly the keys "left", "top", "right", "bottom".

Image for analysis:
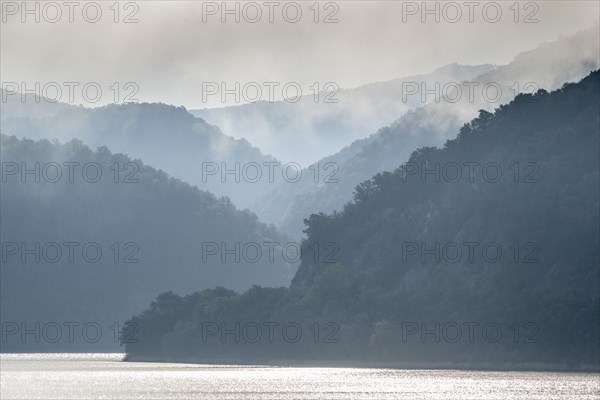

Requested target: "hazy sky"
[{"left": 1, "top": 1, "right": 599, "bottom": 109}]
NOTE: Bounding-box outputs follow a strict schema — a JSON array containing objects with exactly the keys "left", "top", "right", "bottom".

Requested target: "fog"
[
  {"left": 2, "top": 1, "right": 598, "bottom": 109},
  {"left": 1, "top": 0, "right": 599, "bottom": 383}
]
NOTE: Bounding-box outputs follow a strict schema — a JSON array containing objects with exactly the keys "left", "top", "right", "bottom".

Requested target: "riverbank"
[{"left": 123, "top": 354, "right": 600, "bottom": 373}]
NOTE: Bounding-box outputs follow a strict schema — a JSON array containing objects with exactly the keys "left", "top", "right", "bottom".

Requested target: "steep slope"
[
  {"left": 123, "top": 71, "right": 599, "bottom": 368},
  {"left": 259, "top": 25, "right": 600, "bottom": 238},
  {"left": 1, "top": 103, "right": 279, "bottom": 210},
  {"left": 0, "top": 135, "right": 295, "bottom": 351},
  {"left": 191, "top": 63, "right": 495, "bottom": 165}
]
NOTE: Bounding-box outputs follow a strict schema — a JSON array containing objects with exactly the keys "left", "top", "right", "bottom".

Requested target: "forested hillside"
[
  {"left": 1, "top": 102, "right": 278, "bottom": 210},
  {"left": 123, "top": 71, "right": 599, "bottom": 369},
  {"left": 191, "top": 63, "right": 494, "bottom": 164},
  {"left": 257, "top": 26, "right": 600, "bottom": 238},
  {"left": 0, "top": 136, "right": 294, "bottom": 351}
]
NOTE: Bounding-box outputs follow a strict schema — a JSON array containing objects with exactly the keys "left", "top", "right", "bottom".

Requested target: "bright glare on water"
[{"left": 1, "top": 354, "right": 599, "bottom": 399}]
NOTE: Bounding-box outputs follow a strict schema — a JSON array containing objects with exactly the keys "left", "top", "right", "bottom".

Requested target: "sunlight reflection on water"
[{"left": 1, "top": 354, "right": 599, "bottom": 400}]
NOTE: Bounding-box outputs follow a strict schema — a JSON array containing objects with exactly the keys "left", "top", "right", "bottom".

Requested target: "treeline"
[
  {"left": 0, "top": 135, "right": 294, "bottom": 351},
  {"left": 123, "top": 71, "right": 599, "bottom": 369},
  {"left": 254, "top": 26, "right": 600, "bottom": 239}
]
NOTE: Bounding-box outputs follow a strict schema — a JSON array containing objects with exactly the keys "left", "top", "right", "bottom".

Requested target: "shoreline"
[
  {"left": 123, "top": 354, "right": 600, "bottom": 373},
  {"left": 3, "top": 352, "right": 597, "bottom": 373}
]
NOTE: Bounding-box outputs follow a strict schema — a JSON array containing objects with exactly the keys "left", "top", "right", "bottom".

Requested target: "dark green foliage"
[
  {"left": 0, "top": 136, "right": 294, "bottom": 351},
  {"left": 124, "top": 71, "right": 599, "bottom": 369}
]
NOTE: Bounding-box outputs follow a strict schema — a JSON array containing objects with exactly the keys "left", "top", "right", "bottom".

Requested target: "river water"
[{"left": 1, "top": 354, "right": 598, "bottom": 399}]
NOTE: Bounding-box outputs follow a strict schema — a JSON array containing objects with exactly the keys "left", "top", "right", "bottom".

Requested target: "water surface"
[{"left": 1, "top": 354, "right": 598, "bottom": 399}]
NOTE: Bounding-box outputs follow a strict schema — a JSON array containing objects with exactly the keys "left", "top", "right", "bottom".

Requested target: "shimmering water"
[{"left": 1, "top": 354, "right": 598, "bottom": 399}]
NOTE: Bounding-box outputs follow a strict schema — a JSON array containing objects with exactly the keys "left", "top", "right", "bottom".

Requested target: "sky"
[{"left": 1, "top": 0, "right": 599, "bottom": 109}]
